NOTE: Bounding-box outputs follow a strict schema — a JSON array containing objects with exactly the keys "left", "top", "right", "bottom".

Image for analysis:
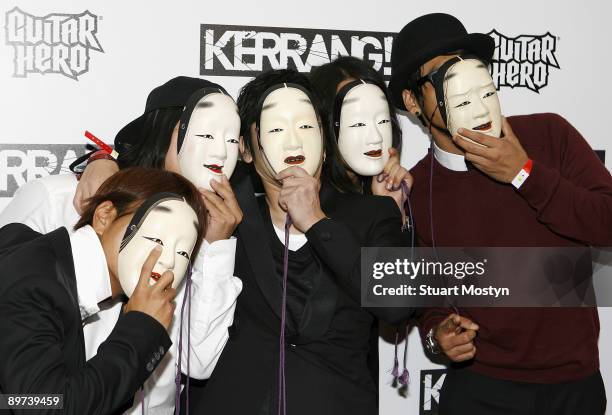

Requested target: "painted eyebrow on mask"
[
  {"left": 343, "top": 94, "right": 386, "bottom": 106},
  {"left": 196, "top": 101, "right": 214, "bottom": 109},
  {"left": 262, "top": 98, "right": 312, "bottom": 112},
  {"left": 153, "top": 205, "right": 172, "bottom": 213},
  {"left": 445, "top": 62, "right": 487, "bottom": 81}
]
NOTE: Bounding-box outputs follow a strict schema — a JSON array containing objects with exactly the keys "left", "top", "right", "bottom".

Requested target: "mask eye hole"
[
  {"left": 196, "top": 134, "right": 214, "bottom": 140},
  {"left": 177, "top": 251, "right": 190, "bottom": 260},
  {"left": 268, "top": 128, "right": 283, "bottom": 133},
  {"left": 483, "top": 91, "right": 496, "bottom": 99},
  {"left": 299, "top": 124, "right": 314, "bottom": 130},
  {"left": 226, "top": 138, "right": 239, "bottom": 144},
  {"left": 378, "top": 119, "right": 391, "bottom": 125},
  {"left": 143, "top": 236, "right": 164, "bottom": 246},
  {"left": 454, "top": 101, "right": 471, "bottom": 108},
  {"left": 349, "top": 122, "right": 366, "bottom": 128}
]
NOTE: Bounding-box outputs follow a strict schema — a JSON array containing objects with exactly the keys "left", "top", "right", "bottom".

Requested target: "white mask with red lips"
[
  {"left": 443, "top": 58, "right": 502, "bottom": 143},
  {"left": 117, "top": 195, "right": 199, "bottom": 298},
  {"left": 336, "top": 82, "right": 393, "bottom": 176},
  {"left": 257, "top": 85, "right": 323, "bottom": 177},
  {"left": 178, "top": 91, "right": 240, "bottom": 191}
]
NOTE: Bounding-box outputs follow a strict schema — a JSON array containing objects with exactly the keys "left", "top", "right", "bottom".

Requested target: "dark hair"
[
  {"left": 116, "top": 107, "right": 184, "bottom": 169},
  {"left": 310, "top": 56, "right": 402, "bottom": 193},
  {"left": 75, "top": 167, "right": 207, "bottom": 257},
  {"left": 236, "top": 69, "right": 329, "bottom": 163}
]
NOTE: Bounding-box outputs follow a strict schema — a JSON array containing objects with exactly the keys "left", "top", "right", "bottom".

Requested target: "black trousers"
[{"left": 439, "top": 369, "right": 606, "bottom": 415}]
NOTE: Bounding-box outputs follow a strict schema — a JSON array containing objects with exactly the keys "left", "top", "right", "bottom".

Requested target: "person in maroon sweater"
[{"left": 388, "top": 13, "right": 611, "bottom": 414}]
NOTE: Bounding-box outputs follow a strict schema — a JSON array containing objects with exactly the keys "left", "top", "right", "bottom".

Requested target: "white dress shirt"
[
  {"left": 0, "top": 173, "right": 242, "bottom": 414},
  {"left": 432, "top": 141, "right": 468, "bottom": 172}
]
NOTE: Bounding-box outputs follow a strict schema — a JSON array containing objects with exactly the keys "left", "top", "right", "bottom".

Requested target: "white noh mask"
[
  {"left": 177, "top": 90, "right": 240, "bottom": 190},
  {"left": 257, "top": 84, "right": 323, "bottom": 177},
  {"left": 118, "top": 194, "right": 199, "bottom": 297},
  {"left": 336, "top": 81, "right": 393, "bottom": 176}
]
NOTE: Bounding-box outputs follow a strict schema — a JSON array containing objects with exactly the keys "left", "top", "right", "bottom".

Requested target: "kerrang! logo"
[
  {"left": 487, "top": 30, "right": 560, "bottom": 93},
  {"left": 4, "top": 7, "right": 104, "bottom": 80},
  {"left": 200, "top": 24, "right": 394, "bottom": 80}
]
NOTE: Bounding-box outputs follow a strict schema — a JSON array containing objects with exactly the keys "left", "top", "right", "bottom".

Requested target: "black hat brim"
[
  {"left": 114, "top": 113, "right": 147, "bottom": 156},
  {"left": 389, "top": 33, "right": 495, "bottom": 110}
]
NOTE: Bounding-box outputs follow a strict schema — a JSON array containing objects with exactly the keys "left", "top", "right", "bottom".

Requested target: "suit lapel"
[
  {"left": 48, "top": 227, "right": 87, "bottom": 363},
  {"left": 234, "top": 173, "right": 283, "bottom": 321}
]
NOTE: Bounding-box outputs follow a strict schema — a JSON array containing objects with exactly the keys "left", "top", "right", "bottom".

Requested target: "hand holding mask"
[{"left": 123, "top": 245, "right": 177, "bottom": 330}]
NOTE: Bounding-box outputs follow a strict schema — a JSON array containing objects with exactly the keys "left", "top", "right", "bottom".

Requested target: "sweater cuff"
[{"left": 517, "top": 159, "right": 561, "bottom": 210}]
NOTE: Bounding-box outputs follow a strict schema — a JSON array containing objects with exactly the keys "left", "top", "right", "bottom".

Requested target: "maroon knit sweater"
[{"left": 413, "top": 113, "right": 612, "bottom": 383}]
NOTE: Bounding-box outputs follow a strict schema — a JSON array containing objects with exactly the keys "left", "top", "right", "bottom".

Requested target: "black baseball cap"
[
  {"left": 388, "top": 13, "right": 495, "bottom": 110},
  {"left": 114, "top": 76, "right": 224, "bottom": 154}
]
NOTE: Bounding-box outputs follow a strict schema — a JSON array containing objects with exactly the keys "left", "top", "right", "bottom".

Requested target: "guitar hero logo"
[
  {"left": 487, "top": 30, "right": 560, "bottom": 93},
  {"left": 5, "top": 7, "right": 104, "bottom": 80}
]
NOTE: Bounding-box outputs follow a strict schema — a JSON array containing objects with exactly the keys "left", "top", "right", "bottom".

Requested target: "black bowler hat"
[
  {"left": 388, "top": 13, "right": 495, "bottom": 110},
  {"left": 114, "top": 76, "right": 223, "bottom": 154}
]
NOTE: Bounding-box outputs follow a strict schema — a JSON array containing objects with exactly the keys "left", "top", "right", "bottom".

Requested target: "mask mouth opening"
[
  {"left": 284, "top": 155, "right": 305, "bottom": 165},
  {"left": 363, "top": 149, "right": 383, "bottom": 158},
  {"left": 473, "top": 121, "right": 492, "bottom": 131},
  {"left": 203, "top": 163, "right": 224, "bottom": 174}
]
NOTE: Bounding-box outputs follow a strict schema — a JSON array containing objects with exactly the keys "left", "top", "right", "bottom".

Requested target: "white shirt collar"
[
  {"left": 69, "top": 225, "right": 112, "bottom": 320},
  {"left": 433, "top": 141, "right": 468, "bottom": 172}
]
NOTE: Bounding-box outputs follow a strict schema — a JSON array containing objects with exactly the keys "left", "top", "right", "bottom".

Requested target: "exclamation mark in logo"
[{"left": 384, "top": 36, "right": 393, "bottom": 78}]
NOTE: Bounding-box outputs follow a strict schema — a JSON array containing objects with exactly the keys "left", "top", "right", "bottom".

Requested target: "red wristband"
[
  {"left": 522, "top": 159, "right": 533, "bottom": 174},
  {"left": 511, "top": 159, "right": 533, "bottom": 189},
  {"left": 88, "top": 150, "right": 116, "bottom": 164}
]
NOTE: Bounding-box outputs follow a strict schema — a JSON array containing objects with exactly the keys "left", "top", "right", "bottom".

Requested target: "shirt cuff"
[{"left": 193, "top": 236, "right": 237, "bottom": 279}]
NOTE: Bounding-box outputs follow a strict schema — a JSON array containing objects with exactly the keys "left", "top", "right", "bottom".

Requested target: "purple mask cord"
[
  {"left": 278, "top": 214, "right": 291, "bottom": 415},
  {"left": 174, "top": 264, "right": 193, "bottom": 415},
  {"left": 399, "top": 325, "right": 410, "bottom": 386},
  {"left": 393, "top": 181, "right": 414, "bottom": 386},
  {"left": 391, "top": 330, "right": 399, "bottom": 378}
]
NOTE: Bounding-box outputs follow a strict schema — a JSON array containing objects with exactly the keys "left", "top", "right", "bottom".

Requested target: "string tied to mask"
[
  {"left": 278, "top": 213, "right": 292, "bottom": 415},
  {"left": 174, "top": 262, "right": 193, "bottom": 415}
]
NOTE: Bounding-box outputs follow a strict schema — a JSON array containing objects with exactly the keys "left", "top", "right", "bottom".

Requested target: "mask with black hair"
[
  {"left": 418, "top": 55, "right": 502, "bottom": 143},
  {"left": 333, "top": 80, "right": 393, "bottom": 176},
  {"left": 254, "top": 83, "right": 324, "bottom": 184},
  {"left": 177, "top": 87, "right": 241, "bottom": 190},
  {"left": 118, "top": 193, "right": 199, "bottom": 297}
]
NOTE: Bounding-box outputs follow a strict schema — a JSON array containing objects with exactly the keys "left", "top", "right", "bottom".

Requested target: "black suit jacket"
[
  {"left": 191, "top": 169, "right": 415, "bottom": 415},
  {"left": 0, "top": 224, "right": 172, "bottom": 415}
]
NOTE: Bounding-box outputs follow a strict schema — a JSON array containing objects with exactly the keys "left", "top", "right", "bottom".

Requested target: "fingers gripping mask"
[
  {"left": 255, "top": 84, "right": 324, "bottom": 179},
  {"left": 425, "top": 56, "right": 502, "bottom": 143},
  {"left": 118, "top": 193, "right": 199, "bottom": 297},
  {"left": 334, "top": 81, "right": 393, "bottom": 176},
  {"left": 177, "top": 88, "right": 241, "bottom": 190}
]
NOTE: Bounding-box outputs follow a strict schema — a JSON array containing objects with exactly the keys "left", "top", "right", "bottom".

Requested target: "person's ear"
[
  {"left": 402, "top": 89, "right": 422, "bottom": 117},
  {"left": 91, "top": 200, "right": 118, "bottom": 236},
  {"left": 239, "top": 135, "right": 253, "bottom": 164}
]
